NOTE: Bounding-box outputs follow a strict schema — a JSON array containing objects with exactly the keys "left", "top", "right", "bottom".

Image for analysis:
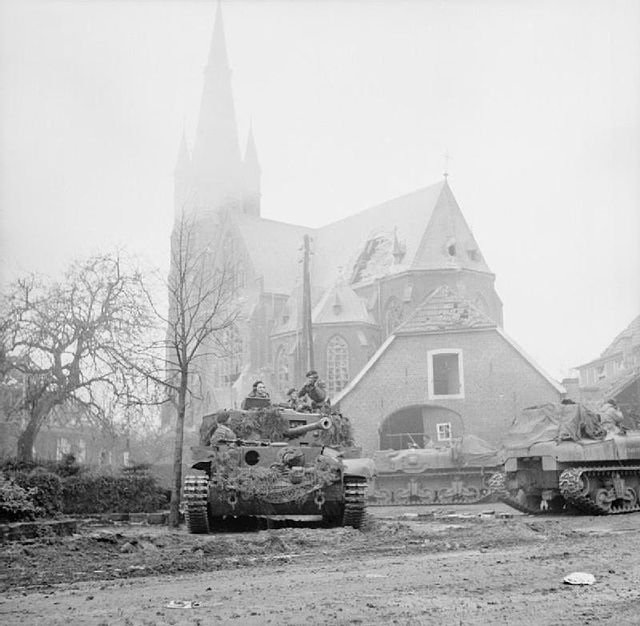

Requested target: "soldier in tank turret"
[
  {"left": 241, "top": 380, "right": 271, "bottom": 410},
  {"left": 297, "top": 370, "right": 329, "bottom": 412}
]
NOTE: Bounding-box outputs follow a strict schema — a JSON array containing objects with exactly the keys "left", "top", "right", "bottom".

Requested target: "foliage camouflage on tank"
[
  {"left": 185, "top": 407, "right": 373, "bottom": 532},
  {"left": 490, "top": 402, "right": 640, "bottom": 515}
]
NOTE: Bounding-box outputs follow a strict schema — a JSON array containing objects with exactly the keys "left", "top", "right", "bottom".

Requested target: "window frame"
[
  {"left": 436, "top": 422, "right": 452, "bottom": 441},
  {"left": 427, "top": 349, "right": 465, "bottom": 399}
]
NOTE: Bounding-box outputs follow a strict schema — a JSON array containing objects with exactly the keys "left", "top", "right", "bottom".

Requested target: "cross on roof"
[{"left": 443, "top": 151, "right": 453, "bottom": 179}]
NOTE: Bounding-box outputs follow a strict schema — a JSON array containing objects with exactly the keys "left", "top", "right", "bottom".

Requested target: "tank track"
[
  {"left": 184, "top": 475, "right": 210, "bottom": 533},
  {"left": 559, "top": 466, "right": 640, "bottom": 515},
  {"left": 488, "top": 472, "right": 558, "bottom": 516},
  {"left": 342, "top": 476, "right": 367, "bottom": 529}
]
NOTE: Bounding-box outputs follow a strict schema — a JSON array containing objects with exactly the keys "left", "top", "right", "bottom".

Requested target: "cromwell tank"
[
  {"left": 370, "top": 435, "right": 500, "bottom": 505},
  {"left": 491, "top": 402, "right": 640, "bottom": 515},
  {"left": 183, "top": 406, "right": 375, "bottom": 533}
]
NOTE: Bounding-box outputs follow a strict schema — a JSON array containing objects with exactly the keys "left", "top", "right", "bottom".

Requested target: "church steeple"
[
  {"left": 190, "top": 2, "right": 242, "bottom": 215},
  {"left": 174, "top": 127, "right": 191, "bottom": 217},
  {"left": 242, "top": 121, "right": 261, "bottom": 217}
]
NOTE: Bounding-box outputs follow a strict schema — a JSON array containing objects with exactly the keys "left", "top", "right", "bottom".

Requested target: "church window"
[
  {"left": 326, "top": 335, "right": 349, "bottom": 395},
  {"left": 436, "top": 423, "right": 452, "bottom": 441},
  {"left": 447, "top": 244, "right": 457, "bottom": 256},
  {"left": 467, "top": 248, "right": 480, "bottom": 261},
  {"left": 428, "top": 349, "right": 464, "bottom": 399}
]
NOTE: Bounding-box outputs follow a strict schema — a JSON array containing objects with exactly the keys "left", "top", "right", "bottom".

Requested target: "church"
[{"left": 173, "top": 5, "right": 564, "bottom": 452}]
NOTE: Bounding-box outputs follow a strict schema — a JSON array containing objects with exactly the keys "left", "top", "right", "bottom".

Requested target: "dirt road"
[{"left": 2, "top": 505, "right": 640, "bottom": 625}]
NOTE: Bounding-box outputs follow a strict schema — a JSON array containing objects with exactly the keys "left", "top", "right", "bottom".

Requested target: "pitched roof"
[
  {"left": 231, "top": 180, "right": 494, "bottom": 296},
  {"left": 312, "top": 281, "right": 376, "bottom": 326},
  {"left": 395, "top": 285, "right": 496, "bottom": 334},
  {"left": 311, "top": 182, "right": 447, "bottom": 288},
  {"left": 601, "top": 314, "right": 640, "bottom": 358},
  {"left": 231, "top": 213, "right": 313, "bottom": 294}
]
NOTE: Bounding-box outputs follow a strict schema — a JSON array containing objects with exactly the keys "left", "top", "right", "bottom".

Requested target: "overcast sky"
[{"left": 1, "top": 0, "right": 639, "bottom": 381}]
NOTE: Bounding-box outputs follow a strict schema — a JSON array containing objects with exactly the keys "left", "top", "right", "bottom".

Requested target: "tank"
[
  {"left": 490, "top": 402, "right": 640, "bottom": 515},
  {"left": 183, "top": 407, "right": 375, "bottom": 533},
  {"left": 369, "top": 435, "right": 500, "bottom": 505}
]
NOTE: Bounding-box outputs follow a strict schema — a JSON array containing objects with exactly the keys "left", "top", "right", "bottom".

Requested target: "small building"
[{"left": 333, "top": 286, "right": 564, "bottom": 455}]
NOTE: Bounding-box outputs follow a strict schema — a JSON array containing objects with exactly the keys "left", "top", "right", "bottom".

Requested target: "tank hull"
[
  {"left": 186, "top": 409, "right": 371, "bottom": 532},
  {"left": 370, "top": 468, "right": 496, "bottom": 505},
  {"left": 369, "top": 439, "right": 500, "bottom": 505},
  {"left": 495, "top": 432, "right": 640, "bottom": 515}
]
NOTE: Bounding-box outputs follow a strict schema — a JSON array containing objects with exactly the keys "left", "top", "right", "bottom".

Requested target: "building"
[
  {"left": 571, "top": 315, "right": 640, "bottom": 423},
  {"left": 171, "top": 5, "right": 565, "bottom": 447}
]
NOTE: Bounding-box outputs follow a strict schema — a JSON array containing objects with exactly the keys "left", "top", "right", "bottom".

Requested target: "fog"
[{"left": 1, "top": 0, "right": 638, "bottom": 379}]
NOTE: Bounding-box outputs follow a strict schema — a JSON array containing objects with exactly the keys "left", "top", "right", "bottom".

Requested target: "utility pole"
[{"left": 299, "top": 234, "right": 314, "bottom": 378}]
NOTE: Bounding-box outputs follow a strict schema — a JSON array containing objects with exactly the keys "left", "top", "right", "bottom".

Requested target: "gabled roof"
[
  {"left": 395, "top": 285, "right": 496, "bottom": 334},
  {"left": 601, "top": 315, "right": 640, "bottom": 358},
  {"left": 230, "top": 180, "right": 493, "bottom": 296},
  {"left": 312, "top": 281, "right": 376, "bottom": 326}
]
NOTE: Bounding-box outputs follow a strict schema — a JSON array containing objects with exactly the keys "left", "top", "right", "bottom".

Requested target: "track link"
[
  {"left": 560, "top": 465, "right": 640, "bottom": 515},
  {"left": 184, "top": 474, "right": 210, "bottom": 533},
  {"left": 342, "top": 476, "right": 367, "bottom": 529}
]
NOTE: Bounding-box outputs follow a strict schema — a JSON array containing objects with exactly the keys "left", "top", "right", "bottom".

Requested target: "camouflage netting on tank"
[
  {"left": 201, "top": 408, "right": 355, "bottom": 447},
  {"left": 221, "top": 455, "right": 342, "bottom": 505}
]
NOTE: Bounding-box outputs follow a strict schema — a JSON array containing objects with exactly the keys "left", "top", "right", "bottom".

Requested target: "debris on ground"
[{"left": 563, "top": 572, "right": 596, "bottom": 585}]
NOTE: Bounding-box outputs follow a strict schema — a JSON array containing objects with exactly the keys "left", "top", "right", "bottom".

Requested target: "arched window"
[
  {"left": 275, "top": 346, "right": 290, "bottom": 395},
  {"left": 326, "top": 335, "right": 349, "bottom": 395}
]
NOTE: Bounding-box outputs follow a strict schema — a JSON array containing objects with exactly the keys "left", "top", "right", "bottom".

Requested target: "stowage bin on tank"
[
  {"left": 184, "top": 407, "right": 375, "bottom": 533},
  {"left": 490, "top": 402, "right": 640, "bottom": 515}
]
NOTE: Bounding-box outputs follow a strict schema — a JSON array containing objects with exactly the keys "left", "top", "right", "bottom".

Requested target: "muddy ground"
[{"left": 1, "top": 503, "right": 639, "bottom": 625}]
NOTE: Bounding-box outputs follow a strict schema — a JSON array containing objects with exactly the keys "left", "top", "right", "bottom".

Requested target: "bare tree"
[
  {"left": 141, "top": 211, "right": 240, "bottom": 527},
  {"left": 0, "top": 254, "right": 152, "bottom": 461}
]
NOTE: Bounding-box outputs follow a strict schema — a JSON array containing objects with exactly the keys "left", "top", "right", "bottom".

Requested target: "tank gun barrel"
[{"left": 284, "top": 416, "right": 332, "bottom": 438}]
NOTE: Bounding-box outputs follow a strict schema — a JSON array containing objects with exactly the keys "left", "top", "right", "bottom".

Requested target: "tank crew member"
[
  {"left": 599, "top": 399, "right": 626, "bottom": 436},
  {"left": 285, "top": 387, "right": 300, "bottom": 410},
  {"left": 297, "top": 370, "right": 328, "bottom": 411},
  {"left": 241, "top": 380, "right": 271, "bottom": 409},
  {"left": 210, "top": 411, "right": 236, "bottom": 444}
]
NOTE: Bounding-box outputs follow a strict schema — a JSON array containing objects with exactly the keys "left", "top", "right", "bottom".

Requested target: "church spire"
[
  {"left": 242, "top": 120, "right": 261, "bottom": 217},
  {"left": 174, "top": 125, "right": 191, "bottom": 217},
  {"left": 190, "top": 1, "right": 242, "bottom": 215}
]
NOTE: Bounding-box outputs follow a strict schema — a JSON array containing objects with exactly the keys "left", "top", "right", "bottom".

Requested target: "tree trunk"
[
  {"left": 168, "top": 372, "right": 188, "bottom": 527},
  {"left": 17, "top": 418, "right": 40, "bottom": 462}
]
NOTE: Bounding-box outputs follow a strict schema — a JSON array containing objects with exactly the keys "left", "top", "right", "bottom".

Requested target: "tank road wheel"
[
  {"left": 342, "top": 476, "right": 367, "bottom": 529},
  {"left": 184, "top": 475, "right": 210, "bottom": 534}
]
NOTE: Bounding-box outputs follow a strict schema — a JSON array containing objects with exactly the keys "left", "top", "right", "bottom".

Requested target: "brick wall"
[{"left": 339, "top": 329, "right": 562, "bottom": 455}]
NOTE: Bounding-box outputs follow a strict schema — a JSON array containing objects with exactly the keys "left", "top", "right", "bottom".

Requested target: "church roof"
[
  {"left": 312, "top": 182, "right": 446, "bottom": 288},
  {"left": 231, "top": 213, "right": 313, "bottom": 294},
  {"left": 312, "top": 281, "right": 376, "bottom": 326},
  {"left": 231, "top": 180, "right": 494, "bottom": 295},
  {"left": 395, "top": 285, "right": 496, "bottom": 334}
]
